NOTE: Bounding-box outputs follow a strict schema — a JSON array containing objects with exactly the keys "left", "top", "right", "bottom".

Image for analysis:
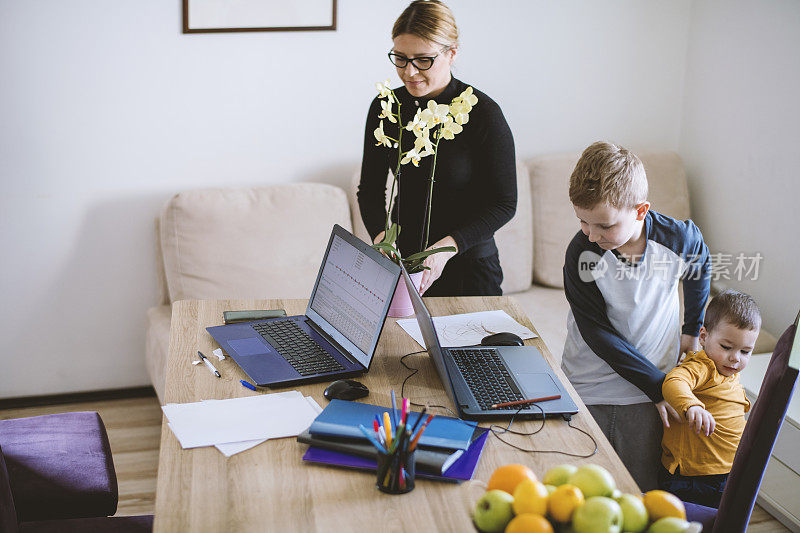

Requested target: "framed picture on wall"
[{"left": 183, "top": 0, "right": 337, "bottom": 33}]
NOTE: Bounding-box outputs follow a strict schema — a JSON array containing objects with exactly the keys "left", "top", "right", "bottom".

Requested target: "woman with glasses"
[{"left": 357, "top": 0, "right": 517, "bottom": 297}]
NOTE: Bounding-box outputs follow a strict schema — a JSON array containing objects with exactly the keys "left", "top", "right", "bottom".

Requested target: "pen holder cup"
[{"left": 376, "top": 448, "right": 416, "bottom": 494}]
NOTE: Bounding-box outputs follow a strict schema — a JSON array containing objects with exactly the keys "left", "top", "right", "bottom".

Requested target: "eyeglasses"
[{"left": 387, "top": 51, "right": 440, "bottom": 71}]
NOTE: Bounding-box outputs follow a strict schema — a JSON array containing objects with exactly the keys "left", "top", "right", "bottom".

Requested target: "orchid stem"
[{"left": 420, "top": 126, "right": 442, "bottom": 251}]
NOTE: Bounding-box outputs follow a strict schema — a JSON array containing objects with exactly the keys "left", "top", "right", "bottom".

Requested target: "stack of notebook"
[{"left": 299, "top": 399, "right": 489, "bottom": 482}]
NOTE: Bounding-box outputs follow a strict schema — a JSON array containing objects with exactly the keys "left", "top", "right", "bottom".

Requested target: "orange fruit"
[
  {"left": 643, "top": 490, "right": 686, "bottom": 520},
  {"left": 504, "top": 513, "right": 554, "bottom": 533},
  {"left": 487, "top": 464, "right": 538, "bottom": 496},
  {"left": 512, "top": 479, "right": 549, "bottom": 516},
  {"left": 547, "top": 484, "right": 584, "bottom": 523}
]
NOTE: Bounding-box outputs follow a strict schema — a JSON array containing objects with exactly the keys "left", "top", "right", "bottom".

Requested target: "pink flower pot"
[{"left": 388, "top": 271, "right": 424, "bottom": 318}]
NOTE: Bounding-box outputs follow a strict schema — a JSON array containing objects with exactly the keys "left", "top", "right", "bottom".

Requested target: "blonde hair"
[
  {"left": 569, "top": 141, "right": 648, "bottom": 209},
  {"left": 704, "top": 289, "right": 762, "bottom": 332},
  {"left": 392, "top": 0, "right": 459, "bottom": 49}
]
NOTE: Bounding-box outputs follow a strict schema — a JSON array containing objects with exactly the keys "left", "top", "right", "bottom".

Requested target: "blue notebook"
[
  {"left": 308, "top": 399, "right": 477, "bottom": 451},
  {"left": 302, "top": 427, "right": 489, "bottom": 482}
]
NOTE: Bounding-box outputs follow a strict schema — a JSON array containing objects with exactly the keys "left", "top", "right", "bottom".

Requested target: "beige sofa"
[{"left": 145, "top": 153, "right": 776, "bottom": 403}]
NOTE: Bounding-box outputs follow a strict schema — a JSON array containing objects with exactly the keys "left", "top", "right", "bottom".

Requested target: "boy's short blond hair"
[
  {"left": 704, "top": 289, "right": 762, "bottom": 332},
  {"left": 569, "top": 141, "right": 648, "bottom": 209}
]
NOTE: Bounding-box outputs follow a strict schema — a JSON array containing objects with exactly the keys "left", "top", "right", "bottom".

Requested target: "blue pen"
[
  {"left": 358, "top": 424, "right": 386, "bottom": 452},
  {"left": 240, "top": 379, "right": 257, "bottom": 391},
  {"left": 391, "top": 390, "right": 398, "bottom": 430}
]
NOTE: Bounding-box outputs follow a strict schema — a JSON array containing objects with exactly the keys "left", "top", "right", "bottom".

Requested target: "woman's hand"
[
  {"left": 679, "top": 334, "right": 700, "bottom": 362},
  {"left": 373, "top": 231, "right": 386, "bottom": 245},
  {"left": 419, "top": 236, "right": 458, "bottom": 295},
  {"left": 655, "top": 400, "right": 682, "bottom": 428}
]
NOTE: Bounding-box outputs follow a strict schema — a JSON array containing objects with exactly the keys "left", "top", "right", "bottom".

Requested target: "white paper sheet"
[
  {"left": 396, "top": 309, "right": 537, "bottom": 348},
  {"left": 213, "top": 396, "right": 323, "bottom": 457},
  {"left": 162, "top": 391, "right": 320, "bottom": 449}
]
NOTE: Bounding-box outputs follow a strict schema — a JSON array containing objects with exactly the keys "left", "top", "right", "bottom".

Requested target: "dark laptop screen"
[
  {"left": 401, "top": 266, "right": 460, "bottom": 410},
  {"left": 309, "top": 233, "right": 397, "bottom": 365}
]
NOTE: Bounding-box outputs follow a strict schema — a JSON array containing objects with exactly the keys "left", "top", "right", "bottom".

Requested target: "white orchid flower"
[
  {"left": 420, "top": 100, "right": 450, "bottom": 129},
  {"left": 373, "top": 120, "right": 392, "bottom": 148},
  {"left": 458, "top": 86, "right": 478, "bottom": 107},
  {"left": 400, "top": 147, "right": 423, "bottom": 167},
  {"left": 414, "top": 133, "right": 434, "bottom": 156},
  {"left": 379, "top": 98, "right": 396, "bottom": 123},
  {"left": 449, "top": 100, "right": 471, "bottom": 125},
  {"left": 405, "top": 108, "right": 429, "bottom": 137},
  {"left": 375, "top": 79, "right": 393, "bottom": 100},
  {"left": 440, "top": 115, "right": 463, "bottom": 140}
]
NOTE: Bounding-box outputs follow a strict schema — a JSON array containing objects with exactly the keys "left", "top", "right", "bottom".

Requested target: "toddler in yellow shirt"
[{"left": 660, "top": 289, "right": 761, "bottom": 508}]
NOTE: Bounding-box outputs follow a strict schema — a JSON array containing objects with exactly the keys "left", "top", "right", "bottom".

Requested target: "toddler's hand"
[{"left": 686, "top": 405, "right": 716, "bottom": 436}]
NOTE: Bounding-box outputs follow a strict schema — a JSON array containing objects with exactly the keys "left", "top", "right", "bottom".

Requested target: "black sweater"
[{"left": 357, "top": 77, "right": 517, "bottom": 259}]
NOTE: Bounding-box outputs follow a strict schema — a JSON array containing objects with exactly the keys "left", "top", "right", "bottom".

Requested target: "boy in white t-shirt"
[{"left": 562, "top": 141, "right": 712, "bottom": 490}]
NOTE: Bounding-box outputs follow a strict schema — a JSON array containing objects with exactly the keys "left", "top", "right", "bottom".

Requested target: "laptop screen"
[
  {"left": 401, "top": 265, "right": 460, "bottom": 410},
  {"left": 308, "top": 228, "right": 399, "bottom": 367}
]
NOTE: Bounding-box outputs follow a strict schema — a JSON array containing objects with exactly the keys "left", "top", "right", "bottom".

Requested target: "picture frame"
[{"left": 183, "top": 0, "right": 337, "bottom": 34}]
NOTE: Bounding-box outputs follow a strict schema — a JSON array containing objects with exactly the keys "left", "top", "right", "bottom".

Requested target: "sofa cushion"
[
  {"left": 495, "top": 160, "right": 533, "bottom": 294},
  {"left": 528, "top": 151, "right": 691, "bottom": 288},
  {"left": 160, "top": 184, "right": 352, "bottom": 302},
  {"left": 348, "top": 160, "right": 533, "bottom": 294}
]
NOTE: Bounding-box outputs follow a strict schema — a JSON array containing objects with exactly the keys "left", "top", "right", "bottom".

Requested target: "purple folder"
[{"left": 302, "top": 428, "right": 489, "bottom": 482}]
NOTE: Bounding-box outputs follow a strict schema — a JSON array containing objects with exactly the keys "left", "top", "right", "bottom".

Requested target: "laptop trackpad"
[
  {"left": 228, "top": 337, "right": 269, "bottom": 356},
  {"left": 516, "top": 373, "right": 561, "bottom": 397}
]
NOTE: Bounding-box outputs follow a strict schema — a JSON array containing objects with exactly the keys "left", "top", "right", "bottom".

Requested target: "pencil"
[
  {"left": 490, "top": 394, "right": 561, "bottom": 409},
  {"left": 408, "top": 414, "right": 434, "bottom": 452}
]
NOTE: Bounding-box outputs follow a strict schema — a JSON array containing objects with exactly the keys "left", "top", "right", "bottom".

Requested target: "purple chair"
[
  {"left": 685, "top": 314, "right": 799, "bottom": 532},
  {"left": 0, "top": 411, "right": 152, "bottom": 532}
]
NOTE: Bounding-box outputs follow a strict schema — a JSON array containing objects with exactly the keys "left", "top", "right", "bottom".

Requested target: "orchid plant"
[{"left": 372, "top": 79, "right": 478, "bottom": 273}]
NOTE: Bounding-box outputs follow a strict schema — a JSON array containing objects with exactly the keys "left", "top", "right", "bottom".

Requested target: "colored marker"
[
  {"left": 391, "top": 390, "right": 398, "bottom": 429},
  {"left": 240, "top": 379, "right": 257, "bottom": 391},
  {"left": 383, "top": 411, "right": 393, "bottom": 448},
  {"left": 358, "top": 424, "right": 386, "bottom": 452},
  {"left": 409, "top": 414, "right": 434, "bottom": 451}
]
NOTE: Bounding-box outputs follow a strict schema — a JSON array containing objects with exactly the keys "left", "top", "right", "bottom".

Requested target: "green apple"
[
  {"left": 568, "top": 464, "right": 616, "bottom": 498},
  {"left": 544, "top": 464, "right": 579, "bottom": 486},
  {"left": 472, "top": 489, "right": 515, "bottom": 533},
  {"left": 616, "top": 494, "right": 648, "bottom": 533},
  {"left": 545, "top": 484, "right": 557, "bottom": 495},
  {"left": 572, "top": 496, "right": 623, "bottom": 533},
  {"left": 647, "top": 517, "right": 691, "bottom": 533}
]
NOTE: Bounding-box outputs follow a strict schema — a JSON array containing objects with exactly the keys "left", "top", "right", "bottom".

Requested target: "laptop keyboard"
[
  {"left": 252, "top": 320, "right": 345, "bottom": 376},
  {"left": 450, "top": 348, "right": 524, "bottom": 410}
]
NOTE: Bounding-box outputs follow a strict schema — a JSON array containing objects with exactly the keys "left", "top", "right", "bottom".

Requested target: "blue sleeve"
[
  {"left": 647, "top": 213, "right": 711, "bottom": 337},
  {"left": 563, "top": 233, "right": 666, "bottom": 402},
  {"left": 678, "top": 221, "right": 711, "bottom": 336}
]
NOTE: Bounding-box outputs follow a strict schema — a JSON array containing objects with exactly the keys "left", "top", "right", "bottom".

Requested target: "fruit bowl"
[{"left": 468, "top": 463, "right": 706, "bottom": 533}]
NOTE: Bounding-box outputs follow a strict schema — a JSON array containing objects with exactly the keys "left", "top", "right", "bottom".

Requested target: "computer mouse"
[
  {"left": 323, "top": 379, "right": 370, "bottom": 401},
  {"left": 481, "top": 332, "right": 524, "bottom": 347}
]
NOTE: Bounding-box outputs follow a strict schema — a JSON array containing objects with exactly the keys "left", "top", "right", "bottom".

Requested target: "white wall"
[
  {"left": 679, "top": 0, "right": 800, "bottom": 337},
  {"left": 0, "top": 0, "right": 692, "bottom": 398}
]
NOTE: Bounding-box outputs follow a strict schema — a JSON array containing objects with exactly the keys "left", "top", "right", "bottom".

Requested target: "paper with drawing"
[{"left": 396, "top": 309, "right": 537, "bottom": 348}]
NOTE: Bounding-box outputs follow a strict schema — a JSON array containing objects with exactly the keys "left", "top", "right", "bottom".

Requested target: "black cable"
[{"left": 398, "top": 349, "right": 598, "bottom": 458}]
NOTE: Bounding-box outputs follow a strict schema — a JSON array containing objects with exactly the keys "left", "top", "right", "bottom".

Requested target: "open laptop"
[
  {"left": 207, "top": 225, "right": 401, "bottom": 388},
  {"left": 401, "top": 264, "right": 579, "bottom": 420}
]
